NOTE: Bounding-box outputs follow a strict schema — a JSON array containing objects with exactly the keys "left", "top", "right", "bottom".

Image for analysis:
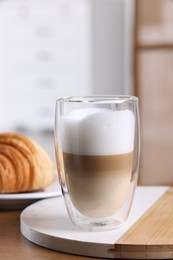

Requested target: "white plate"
[{"left": 0, "top": 180, "right": 62, "bottom": 210}]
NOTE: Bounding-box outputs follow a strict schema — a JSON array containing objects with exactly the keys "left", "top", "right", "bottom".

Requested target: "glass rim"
[{"left": 56, "top": 95, "right": 138, "bottom": 104}]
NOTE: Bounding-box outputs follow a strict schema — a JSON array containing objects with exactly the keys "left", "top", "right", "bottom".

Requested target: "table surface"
[{"left": 0, "top": 210, "right": 101, "bottom": 260}]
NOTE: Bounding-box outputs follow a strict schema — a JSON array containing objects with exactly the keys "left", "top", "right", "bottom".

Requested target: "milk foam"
[{"left": 61, "top": 108, "right": 135, "bottom": 155}]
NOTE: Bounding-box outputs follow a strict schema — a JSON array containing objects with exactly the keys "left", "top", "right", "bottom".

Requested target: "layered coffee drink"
[{"left": 61, "top": 108, "right": 135, "bottom": 218}]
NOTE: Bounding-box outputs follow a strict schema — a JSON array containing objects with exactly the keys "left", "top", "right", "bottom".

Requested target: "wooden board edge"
[{"left": 112, "top": 187, "right": 173, "bottom": 259}]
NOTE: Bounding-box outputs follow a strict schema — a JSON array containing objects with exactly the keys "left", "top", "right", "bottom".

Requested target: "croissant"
[{"left": 0, "top": 133, "right": 55, "bottom": 193}]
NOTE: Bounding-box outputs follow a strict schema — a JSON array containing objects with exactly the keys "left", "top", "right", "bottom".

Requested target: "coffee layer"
[{"left": 63, "top": 152, "right": 133, "bottom": 218}]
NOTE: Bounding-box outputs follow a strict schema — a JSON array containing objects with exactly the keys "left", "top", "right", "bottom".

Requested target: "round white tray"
[{"left": 20, "top": 187, "right": 168, "bottom": 259}]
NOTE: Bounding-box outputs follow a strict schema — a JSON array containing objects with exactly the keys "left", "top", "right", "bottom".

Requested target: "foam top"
[{"left": 61, "top": 108, "right": 135, "bottom": 155}]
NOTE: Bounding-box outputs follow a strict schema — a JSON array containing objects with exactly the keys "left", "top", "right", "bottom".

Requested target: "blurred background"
[
  {"left": 0, "top": 0, "right": 134, "bottom": 165},
  {"left": 0, "top": 0, "right": 173, "bottom": 185},
  {"left": 135, "top": 0, "right": 173, "bottom": 185}
]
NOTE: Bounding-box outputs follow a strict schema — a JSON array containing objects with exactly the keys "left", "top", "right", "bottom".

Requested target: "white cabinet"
[{"left": 0, "top": 0, "right": 134, "bottom": 131}]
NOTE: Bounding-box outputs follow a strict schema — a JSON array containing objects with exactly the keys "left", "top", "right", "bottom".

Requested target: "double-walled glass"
[{"left": 55, "top": 96, "right": 140, "bottom": 230}]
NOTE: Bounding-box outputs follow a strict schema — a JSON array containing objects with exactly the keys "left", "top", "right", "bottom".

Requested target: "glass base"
[{"left": 73, "top": 217, "right": 125, "bottom": 231}]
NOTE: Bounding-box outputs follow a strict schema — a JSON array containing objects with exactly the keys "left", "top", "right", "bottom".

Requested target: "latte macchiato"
[{"left": 61, "top": 108, "right": 135, "bottom": 218}]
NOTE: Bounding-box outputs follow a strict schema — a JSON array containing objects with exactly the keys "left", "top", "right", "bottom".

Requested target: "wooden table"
[{"left": 0, "top": 210, "right": 99, "bottom": 260}]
